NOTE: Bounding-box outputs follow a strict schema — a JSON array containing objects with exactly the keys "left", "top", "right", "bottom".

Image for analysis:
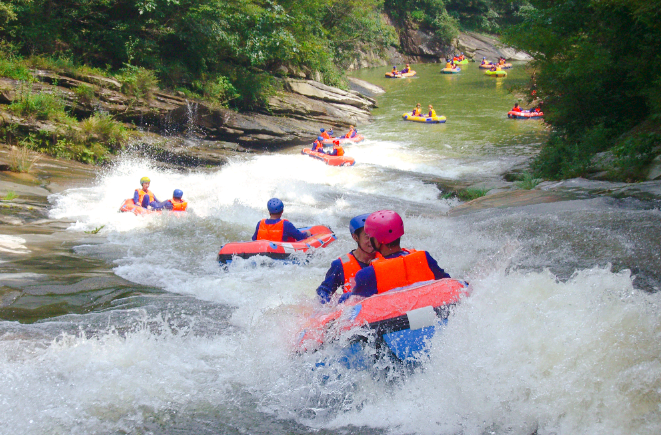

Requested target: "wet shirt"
[
  {"left": 338, "top": 250, "right": 450, "bottom": 302},
  {"left": 251, "top": 219, "right": 308, "bottom": 242},
  {"left": 316, "top": 252, "right": 370, "bottom": 304}
]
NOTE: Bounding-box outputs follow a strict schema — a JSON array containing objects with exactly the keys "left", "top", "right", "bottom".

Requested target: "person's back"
[
  {"left": 320, "top": 128, "right": 332, "bottom": 140},
  {"left": 330, "top": 141, "right": 344, "bottom": 156},
  {"left": 512, "top": 104, "right": 522, "bottom": 112},
  {"left": 311, "top": 136, "right": 325, "bottom": 153},
  {"left": 339, "top": 210, "right": 449, "bottom": 302},
  {"left": 252, "top": 198, "right": 311, "bottom": 242}
]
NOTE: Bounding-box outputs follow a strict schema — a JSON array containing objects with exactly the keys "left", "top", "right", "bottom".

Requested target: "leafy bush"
[
  {"left": 515, "top": 172, "right": 542, "bottom": 190},
  {"left": 73, "top": 84, "right": 96, "bottom": 104},
  {"left": 117, "top": 66, "right": 158, "bottom": 100},
  {"left": 80, "top": 112, "right": 128, "bottom": 150},
  {"left": 0, "top": 57, "right": 31, "bottom": 80},
  {"left": 457, "top": 187, "right": 490, "bottom": 201},
  {"left": 611, "top": 132, "right": 661, "bottom": 182},
  {"left": 9, "top": 84, "right": 74, "bottom": 122}
]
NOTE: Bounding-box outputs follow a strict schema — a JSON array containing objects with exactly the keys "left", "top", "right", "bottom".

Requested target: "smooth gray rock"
[{"left": 456, "top": 32, "right": 532, "bottom": 61}]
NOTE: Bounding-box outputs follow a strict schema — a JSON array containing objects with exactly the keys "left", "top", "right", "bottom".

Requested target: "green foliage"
[
  {"left": 8, "top": 84, "right": 74, "bottom": 123},
  {"left": 505, "top": 0, "right": 661, "bottom": 181},
  {"left": 117, "top": 66, "right": 159, "bottom": 100},
  {"left": 73, "top": 84, "right": 96, "bottom": 104},
  {"left": 2, "top": 190, "right": 17, "bottom": 201},
  {"left": 457, "top": 187, "right": 490, "bottom": 201},
  {"left": 611, "top": 131, "right": 661, "bottom": 182},
  {"left": 84, "top": 225, "right": 105, "bottom": 234},
  {"left": 0, "top": 56, "right": 32, "bottom": 81},
  {"left": 192, "top": 75, "right": 239, "bottom": 106},
  {"left": 80, "top": 112, "right": 129, "bottom": 151},
  {"left": 515, "top": 171, "right": 542, "bottom": 190}
]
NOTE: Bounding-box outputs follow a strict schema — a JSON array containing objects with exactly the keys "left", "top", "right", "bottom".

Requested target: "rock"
[
  {"left": 283, "top": 79, "right": 374, "bottom": 110},
  {"left": 347, "top": 77, "right": 385, "bottom": 99},
  {"left": 399, "top": 24, "right": 452, "bottom": 59},
  {"left": 456, "top": 32, "right": 532, "bottom": 61},
  {"left": 646, "top": 154, "right": 661, "bottom": 180},
  {"left": 447, "top": 189, "right": 573, "bottom": 217}
]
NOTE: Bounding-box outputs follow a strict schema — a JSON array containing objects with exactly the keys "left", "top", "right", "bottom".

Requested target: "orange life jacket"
[
  {"left": 333, "top": 145, "right": 344, "bottom": 156},
  {"left": 135, "top": 189, "right": 154, "bottom": 207},
  {"left": 312, "top": 139, "right": 323, "bottom": 151},
  {"left": 372, "top": 250, "right": 435, "bottom": 294},
  {"left": 512, "top": 106, "right": 522, "bottom": 112},
  {"left": 256, "top": 219, "right": 284, "bottom": 241},
  {"left": 339, "top": 252, "right": 363, "bottom": 293},
  {"left": 321, "top": 131, "right": 332, "bottom": 140},
  {"left": 345, "top": 130, "right": 354, "bottom": 138},
  {"left": 170, "top": 198, "right": 187, "bottom": 211}
]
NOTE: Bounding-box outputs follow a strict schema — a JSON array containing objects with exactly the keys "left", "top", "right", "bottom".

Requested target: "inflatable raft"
[
  {"left": 321, "top": 134, "right": 364, "bottom": 146},
  {"left": 441, "top": 67, "right": 461, "bottom": 74},
  {"left": 119, "top": 198, "right": 163, "bottom": 215},
  {"left": 302, "top": 148, "right": 355, "bottom": 166},
  {"left": 485, "top": 70, "right": 507, "bottom": 77},
  {"left": 508, "top": 110, "right": 544, "bottom": 119},
  {"left": 402, "top": 113, "right": 446, "bottom": 123},
  {"left": 452, "top": 59, "right": 468, "bottom": 65},
  {"left": 479, "top": 63, "right": 494, "bottom": 69},
  {"left": 295, "top": 278, "right": 470, "bottom": 362},
  {"left": 497, "top": 63, "right": 513, "bottom": 69},
  {"left": 217, "top": 225, "right": 336, "bottom": 264},
  {"left": 385, "top": 70, "right": 416, "bottom": 78}
]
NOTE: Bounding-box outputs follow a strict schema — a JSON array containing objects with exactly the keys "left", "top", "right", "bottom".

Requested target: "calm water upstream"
[{"left": 2, "top": 63, "right": 661, "bottom": 435}]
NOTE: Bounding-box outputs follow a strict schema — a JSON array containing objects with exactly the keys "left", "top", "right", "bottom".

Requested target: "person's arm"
[
  {"left": 149, "top": 200, "right": 166, "bottom": 211},
  {"left": 163, "top": 200, "right": 173, "bottom": 210},
  {"left": 316, "top": 259, "right": 345, "bottom": 304},
  {"left": 133, "top": 190, "right": 139, "bottom": 204},
  {"left": 283, "top": 220, "right": 309, "bottom": 241},
  {"left": 425, "top": 252, "right": 451, "bottom": 279},
  {"left": 350, "top": 266, "right": 378, "bottom": 298},
  {"left": 251, "top": 222, "right": 261, "bottom": 241}
]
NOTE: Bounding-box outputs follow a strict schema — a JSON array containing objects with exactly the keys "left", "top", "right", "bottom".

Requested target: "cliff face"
[{"left": 0, "top": 71, "right": 376, "bottom": 150}]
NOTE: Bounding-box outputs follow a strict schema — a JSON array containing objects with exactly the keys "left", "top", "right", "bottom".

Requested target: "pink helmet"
[{"left": 364, "top": 210, "right": 404, "bottom": 244}]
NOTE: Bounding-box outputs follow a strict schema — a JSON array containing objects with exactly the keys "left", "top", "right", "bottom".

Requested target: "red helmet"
[
  {"left": 333, "top": 140, "right": 340, "bottom": 146},
  {"left": 364, "top": 210, "right": 404, "bottom": 244}
]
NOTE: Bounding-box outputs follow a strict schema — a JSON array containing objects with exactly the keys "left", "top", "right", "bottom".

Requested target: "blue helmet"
[
  {"left": 320, "top": 128, "right": 325, "bottom": 132},
  {"left": 173, "top": 189, "right": 183, "bottom": 199},
  {"left": 349, "top": 213, "right": 371, "bottom": 235},
  {"left": 267, "top": 197, "right": 284, "bottom": 214},
  {"left": 317, "top": 136, "right": 324, "bottom": 141}
]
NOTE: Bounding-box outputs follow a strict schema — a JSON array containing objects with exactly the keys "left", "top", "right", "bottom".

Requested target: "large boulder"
[
  {"left": 399, "top": 25, "right": 453, "bottom": 59},
  {"left": 456, "top": 32, "right": 532, "bottom": 61}
]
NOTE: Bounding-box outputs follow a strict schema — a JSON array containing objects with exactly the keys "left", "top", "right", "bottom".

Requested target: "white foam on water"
[{"left": 3, "top": 139, "right": 658, "bottom": 435}]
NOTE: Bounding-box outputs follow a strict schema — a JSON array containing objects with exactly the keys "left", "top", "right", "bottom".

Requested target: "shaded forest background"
[{"left": 1, "top": 0, "right": 660, "bottom": 180}]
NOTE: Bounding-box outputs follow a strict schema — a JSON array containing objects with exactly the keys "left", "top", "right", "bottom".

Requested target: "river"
[{"left": 2, "top": 63, "right": 661, "bottom": 435}]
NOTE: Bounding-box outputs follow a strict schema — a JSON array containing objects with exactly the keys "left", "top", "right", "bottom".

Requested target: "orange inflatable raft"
[
  {"left": 119, "top": 198, "right": 155, "bottom": 215},
  {"left": 320, "top": 134, "right": 365, "bottom": 146},
  {"left": 119, "top": 199, "right": 186, "bottom": 215},
  {"left": 295, "top": 278, "right": 470, "bottom": 362},
  {"left": 217, "top": 225, "right": 336, "bottom": 264},
  {"left": 302, "top": 148, "right": 355, "bottom": 166}
]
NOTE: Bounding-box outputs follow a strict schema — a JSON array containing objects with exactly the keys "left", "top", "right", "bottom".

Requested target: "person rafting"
[
  {"left": 344, "top": 125, "right": 357, "bottom": 138},
  {"left": 329, "top": 140, "right": 345, "bottom": 156},
  {"left": 252, "top": 198, "right": 311, "bottom": 242},
  {"left": 133, "top": 176, "right": 159, "bottom": 208},
  {"left": 311, "top": 136, "right": 325, "bottom": 153},
  {"left": 150, "top": 189, "right": 187, "bottom": 211},
  {"left": 512, "top": 103, "right": 522, "bottom": 113},
  {"left": 428, "top": 104, "right": 437, "bottom": 118},
  {"left": 400, "top": 64, "right": 411, "bottom": 74},
  {"left": 338, "top": 210, "right": 450, "bottom": 303},
  {"left": 481, "top": 57, "right": 490, "bottom": 65},
  {"left": 316, "top": 213, "right": 376, "bottom": 304},
  {"left": 390, "top": 66, "right": 400, "bottom": 77},
  {"left": 319, "top": 128, "right": 334, "bottom": 140},
  {"left": 411, "top": 103, "right": 422, "bottom": 116}
]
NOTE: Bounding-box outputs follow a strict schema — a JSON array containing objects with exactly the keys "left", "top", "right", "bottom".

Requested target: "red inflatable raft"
[
  {"left": 217, "top": 225, "right": 336, "bottom": 264},
  {"left": 321, "top": 134, "right": 365, "bottom": 146},
  {"left": 508, "top": 110, "right": 544, "bottom": 119},
  {"left": 119, "top": 198, "right": 155, "bottom": 215},
  {"left": 302, "top": 148, "right": 355, "bottom": 166},
  {"left": 295, "top": 278, "right": 470, "bottom": 361}
]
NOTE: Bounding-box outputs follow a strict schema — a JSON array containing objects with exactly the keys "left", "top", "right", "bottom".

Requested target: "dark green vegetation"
[{"left": 506, "top": 0, "right": 661, "bottom": 181}]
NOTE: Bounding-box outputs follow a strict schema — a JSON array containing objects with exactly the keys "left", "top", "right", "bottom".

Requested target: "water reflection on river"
[{"left": 1, "top": 63, "right": 660, "bottom": 435}]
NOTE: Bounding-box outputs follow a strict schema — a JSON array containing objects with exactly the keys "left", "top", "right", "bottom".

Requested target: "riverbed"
[{"left": 1, "top": 63, "right": 660, "bottom": 435}]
